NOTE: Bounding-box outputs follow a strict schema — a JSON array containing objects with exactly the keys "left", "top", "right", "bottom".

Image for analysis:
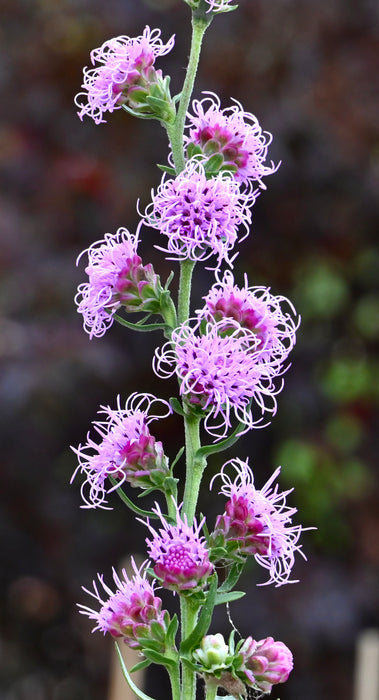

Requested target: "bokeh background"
[{"left": 1, "top": 0, "right": 378, "bottom": 698}]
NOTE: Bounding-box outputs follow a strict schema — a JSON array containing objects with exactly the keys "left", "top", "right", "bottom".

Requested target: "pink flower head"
[
  {"left": 75, "top": 26, "right": 175, "bottom": 124},
  {"left": 144, "top": 158, "right": 257, "bottom": 270},
  {"left": 154, "top": 318, "right": 282, "bottom": 440},
  {"left": 75, "top": 226, "right": 163, "bottom": 339},
  {"left": 211, "top": 458, "right": 306, "bottom": 585},
  {"left": 237, "top": 636, "right": 293, "bottom": 693},
  {"left": 71, "top": 393, "right": 172, "bottom": 508},
  {"left": 198, "top": 270, "right": 299, "bottom": 364},
  {"left": 78, "top": 558, "right": 169, "bottom": 649},
  {"left": 144, "top": 503, "right": 213, "bottom": 592},
  {"left": 185, "top": 93, "right": 279, "bottom": 186}
]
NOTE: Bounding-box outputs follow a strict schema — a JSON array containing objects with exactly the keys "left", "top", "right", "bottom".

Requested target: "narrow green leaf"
[
  {"left": 196, "top": 420, "right": 246, "bottom": 459},
  {"left": 114, "top": 314, "right": 168, "bottom": 333},
  {"left": 129, "top": 659, "right": 152, "bottom": 673},
  {"left": 170, "top": 397, "right": 186, "bottom": 417},
  {"left": 157, "top": 164, "right": 176, "bottom": 176},
  {"left": 215, "top": 590, "right": 245, "bottom": 606},
  {"left": 109, "top": 477, "right": 159, "bottom": 519},
  {"left": 166, "top": 614, "right": 179, "bottom": 645},
  {"left": 121, "top": 105, "right": 157, "bottom": 120},
  {"left": 171, "top": 446, "right": 185, "bottom": 470},
  {"left": 143, "top": 648, "right": 176, "bottom": 668},
  {"left": 217, "top": 562, "right": 246, "bottom": 594},
  {"left": 115, "top": 643, "right": 157, "bottom": 700},
  {"left": 204, "top": 153, "right": 224, "bottom": 173},
  {"left": 180, "top": 575, "right": 218, "bottom": 654}
]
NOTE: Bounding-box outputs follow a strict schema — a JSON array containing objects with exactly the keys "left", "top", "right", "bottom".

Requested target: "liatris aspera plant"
[{"left": 72, "top": 2, "right": 312, "bottom": 699}]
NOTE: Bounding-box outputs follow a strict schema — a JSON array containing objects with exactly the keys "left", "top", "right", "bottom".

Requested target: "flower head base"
[
  {"left": 183, "top": 0, "right": 238, "bottom": 14},
  {"left": 185, "top": 93, "right": 279, "bottom": 186},
  {"left": 71, "top": 393, "right": 172, "bottom": 508},
  {"left": 144, "top": 503, "right": 213, "bottom": 592},
  {"left": 75, "top": 227, "right": 165, "bottom": 338},
  {"left": 210, "top": 459, "right": 306, "bottom": 586},
  {"left": 75, "top": 27, "right": 175, "bottom": 124},
  {"left": 78, "top": 558, "right": 169, "bottom": 650},
  {"left": 198, "top": 270, "right": 299, "bottom": 364},
  {"left": 237, "top": 636, "right": 293, "bottom": 693},
  {"left": 144, "top": 159, "right": 257, "bottom": 269},
  {"left": 154, "top": 318, "right": 282, "bottom": 439}
]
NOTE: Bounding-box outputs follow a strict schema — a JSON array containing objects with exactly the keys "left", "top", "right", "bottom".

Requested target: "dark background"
[{"left": 0, "top": 0, "right": 378, "bottom": 698}]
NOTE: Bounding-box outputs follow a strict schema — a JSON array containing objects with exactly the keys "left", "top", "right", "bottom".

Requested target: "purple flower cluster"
[
  {"left": 185, "top": 93, "right": 279, "bottom": 186},
  {"left": 75, "top": 26, "right": 175, "bottom": 124},
  {"left": 211, "top": 459, "right": 305, "bottom": 586},
  {"left": 144, "top": 503, "right": 213, "bottom": 592},
  {"left": 78, "top": 559, "right": 169, "bottom": 649},
  {"left": 154, "top": 317, "right": 282, "bottom": 439},
  {"left": 75, "top": 227, "right": 163, "bottom": 339},
  {"left": 71, "top": 393, "right": 172, "bottom": 508},
  {"left": 144, "top": 159, "right": 256, "bottom": 269},
  {"left": 198, "top": 270, "right": 299, "bottom": 364}
]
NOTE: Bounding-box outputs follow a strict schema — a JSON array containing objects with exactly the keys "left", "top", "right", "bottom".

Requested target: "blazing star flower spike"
[
  {"left": 75, "top": 26, "right": 175, "bottom": 124},
  {"left": 78, "top": 558, "right": 169, "bottom": 649},
  {"left": 198, "top": 269, "right": 300, "bottom": 365},
  {"left": 210, "top": 458, "right": 307, "bottom": 586},
  {"left": 75, "top": 226, "right": 164, "bottom": 339},
  {"left": 143, "top": 158, "right": 257, "bottom": 270},
  {"left": 143, "top": 502, "right": 213, "bottom": 592},
  {"left": 71, "top": 392, "right": 172, "bottom": 508},
  {"left": 185, "top": 92, "right": 279, "bottom": 186},
  {"left": 154, "top": 317, "right": 284, "bottom": 440}
]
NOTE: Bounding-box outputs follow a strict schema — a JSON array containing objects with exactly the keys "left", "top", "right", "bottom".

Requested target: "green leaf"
[
  {"left": 180, "top": 575, "right": 218, "bottom": 654},
  {"left": 114, "top": 314, "right": 168, "bottom": 333},
  {"left": 166, "top": 614, "right": 179, "bottom": 646},
  {"left": 157, "top": 164, "right": 176, "bottom": 176},
  {"left": 109, "top": 477, "right": 159, "bottom": 519},
  {"left": 186, "top": 142, "right": 203, "bottom": 159},
  {"left": 115, "top": 643, "right": 157, "bottom": 700},
  {"left": 204, "top": 153, "right": 224, "bottom": 173},
  {"left": 215, "top": 590, "right": 245, "bottom": 606},
  {"left": 129, "top": 658, "right": 152, "bottom": 673},
  {"left": 170, "top": 446, "right": 185, "bottom": 471},
  {"left": 196, "top": 420, "right": 246, "bottom": 459},
  {"left": 143, "top": 648, "right": 177, "bottom": 669},
  {"left": 170, "top": 397, "right": 186, "bottom": 417},
  {"left": 121, "top": 104, "right": 157, "bottom": 121},
  {"left": 217, "top": 562, "right": 246, "bottom": 594}
]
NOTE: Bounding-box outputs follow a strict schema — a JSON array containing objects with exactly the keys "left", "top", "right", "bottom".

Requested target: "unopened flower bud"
[
  {"left": 238, "top": 636, "right": 293, "bottom": 693},
  {"left": 193, "top": 634, "right": 230, "bottom": 672}
]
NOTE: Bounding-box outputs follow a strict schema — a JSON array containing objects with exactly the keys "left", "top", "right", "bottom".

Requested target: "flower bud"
[
  {"left": 193, "top": 634, "right": 230, "bottom": 672},
  {"left": 238, "top": 636, "right": 293, "bottom": 693}
]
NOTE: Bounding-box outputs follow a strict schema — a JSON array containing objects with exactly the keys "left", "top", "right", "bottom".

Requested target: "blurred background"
[{"left": 0, "top": 0, "right": 378, "bottom": 698}]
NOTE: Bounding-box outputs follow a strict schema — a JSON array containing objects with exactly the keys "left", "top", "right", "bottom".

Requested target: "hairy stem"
[
  {"left": 167, "top": 12, "right": 212, "bottom": 174},
  {"left": 180, "top": 597, "right": 200, "bottom": 700}
]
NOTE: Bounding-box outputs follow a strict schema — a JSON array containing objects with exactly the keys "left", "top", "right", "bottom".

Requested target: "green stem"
[
  {"left": 180, "top": 597, "right": 199, "bottom": 700},
  {"left": 167, "top": 12, "right": 212, "bottom": 173},
  {"left": 168, "top": 663, "right": 181, "bottom": 700},
  {"left": 182, "top": 411, "right": 206, "bottom": 524},
  {"left": 178, "top": 259, "right": 196, "bottom": 325},
  {"left": 205, "top": 682, "right": 218, "bottom": 700}
]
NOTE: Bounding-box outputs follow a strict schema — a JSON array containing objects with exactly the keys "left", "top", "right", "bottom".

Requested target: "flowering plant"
[{"left": 72, "top": 2, "right": 312, "bottom": 699}]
